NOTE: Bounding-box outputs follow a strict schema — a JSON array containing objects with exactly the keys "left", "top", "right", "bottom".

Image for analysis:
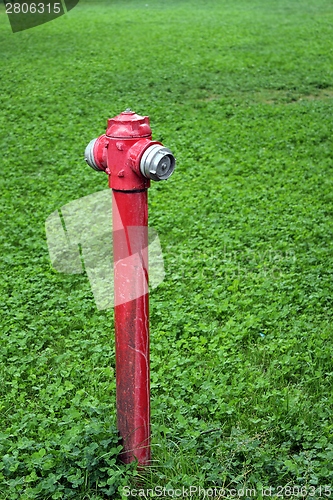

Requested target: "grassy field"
[{"left": 1, "top": 0, "right": 333, "bottom": 498}]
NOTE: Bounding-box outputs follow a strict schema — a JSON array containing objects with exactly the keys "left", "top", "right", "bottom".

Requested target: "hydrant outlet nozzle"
[
  {"left": 85, "top": 139, "right": 103, "bottom": 171},
  {"left": 140, "top": 144, "right": 176, "bottom": 181},
  {"left": 85, "top": 135, "right": 108, "bottom": 172}
]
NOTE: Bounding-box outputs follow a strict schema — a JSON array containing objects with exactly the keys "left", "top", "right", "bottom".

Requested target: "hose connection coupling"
[
  {"left": 84, "top": 109, "right": 176, "bottom": 191},
  {"left": 140, "top": 144, "right": 175, "bottom": 181},
  {"left": 85, "top": 135, "right": 108, "bottom": 172}
]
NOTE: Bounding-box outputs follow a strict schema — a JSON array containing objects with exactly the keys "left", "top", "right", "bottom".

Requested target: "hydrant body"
[{"left": 85, "top": 110, "right": 175, "bottom": 465}]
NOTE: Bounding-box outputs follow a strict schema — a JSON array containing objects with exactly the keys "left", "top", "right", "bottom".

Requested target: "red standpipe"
[
  {"left": 85, "top": 109, "right": 175, "bottom": 466},
  {"left": 112, "top": 189, "right": 150, "bottom": 465}
]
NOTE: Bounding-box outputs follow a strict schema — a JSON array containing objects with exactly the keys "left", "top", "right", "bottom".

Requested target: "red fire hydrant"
[{"left": 84, "top": 109, "right": 175, "bottom": 466}]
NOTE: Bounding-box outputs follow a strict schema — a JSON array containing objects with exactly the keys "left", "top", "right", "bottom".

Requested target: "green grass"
[{"left": 1, "top": 0, "right": 333, "bottom": 498}]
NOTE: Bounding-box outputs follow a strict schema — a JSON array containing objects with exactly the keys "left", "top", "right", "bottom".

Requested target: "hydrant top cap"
[{"left": 106, "top": 110, "right": 152, "bottom": 139}]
